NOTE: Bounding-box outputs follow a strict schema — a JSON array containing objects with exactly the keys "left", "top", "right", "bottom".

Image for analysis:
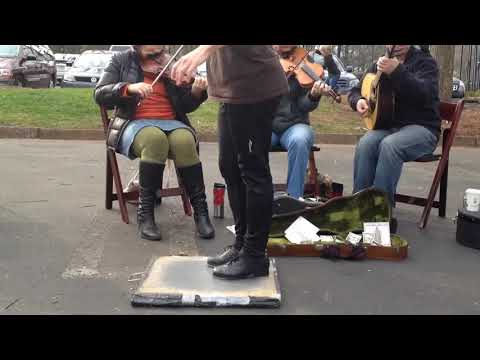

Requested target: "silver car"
[{"left": 61, "top": 51, "right": 113, "bottom": 88}]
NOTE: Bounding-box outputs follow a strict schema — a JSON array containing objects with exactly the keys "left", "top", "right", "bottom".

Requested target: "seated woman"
[
  {"left": 272, "top": 45, "right": 332, "bottom": 199},
  {"left": 94, "top": 45, "right": 215, "bottom": 241}
]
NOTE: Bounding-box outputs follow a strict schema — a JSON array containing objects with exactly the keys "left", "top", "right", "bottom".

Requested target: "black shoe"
[
  {"left": 390, "top": 217, "right": 398, "bottom": 234},
  {"left": 212, "top": 253, "right": 270, "bottom": 280},
  {"left": 178, "top": 163, "right": 215, "bottom": 239},
  {"left": 137, "top": 162, "right": 165, "bottom": 241},
  {"left": 207, "top": 246, "right": 240, "bottom": 268}
]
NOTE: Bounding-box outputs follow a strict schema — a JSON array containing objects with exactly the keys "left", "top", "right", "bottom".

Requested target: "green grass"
[
  {"left": 0, "top": 87, "right": 363, "bottom": 134},
  {"left": 466, "top": 90, "right": 480, "bottom": 97}
]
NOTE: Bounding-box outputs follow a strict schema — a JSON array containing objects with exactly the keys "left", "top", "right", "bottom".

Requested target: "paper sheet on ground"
[
  {"left": 226, "top": 225, "right": 236, "bottom": 235},
  {"left": 284, "top": 216, "right": 320, "bottom": 244}
]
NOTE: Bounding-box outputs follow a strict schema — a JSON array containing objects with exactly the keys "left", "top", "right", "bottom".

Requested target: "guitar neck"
[{"left": 371, "top": 45, "right": 397, "bottom": 88}]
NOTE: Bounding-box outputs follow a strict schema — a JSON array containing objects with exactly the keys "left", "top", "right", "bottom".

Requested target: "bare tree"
[{"left": 431, "top": 45, "right": 455, "bottom": 100}]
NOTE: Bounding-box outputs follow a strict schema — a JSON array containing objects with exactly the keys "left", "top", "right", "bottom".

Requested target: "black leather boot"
[
  {"left": 212, "top": 251, "right": 269, "bottom": 280},
  {"left": 137, "top": 161, "right": 165, "bottom": 241},
  {"left": 178, "top": 163, "right": 215, "bottom": 239},
  {"left": 390, "top": 217, "right": 398, "bottom": 234},
  {"left": 207, "top": 245, "right": 241, "bottom": 268}
]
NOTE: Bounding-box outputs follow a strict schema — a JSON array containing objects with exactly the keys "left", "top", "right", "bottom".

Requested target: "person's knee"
[
  {"left": 356, "top": 132, "right": 380, "bottom": 156},
  {"left": 133, "top": 127, "right": 169, "bottom": 164},
  {"left": 238, "top": 154, "right": 271, "bottom": 193},
  {"left": 168, "top": 129, "right": 199, "bottom": 167},
  {"left": 379, "top": 136, "right": 401, "bottom": 159},
  {"left": 286, "top": 127, "right": 313, "bottom": 151}
]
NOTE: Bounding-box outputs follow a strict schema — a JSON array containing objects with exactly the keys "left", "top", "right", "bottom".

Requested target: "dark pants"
[{"left": 218, "top": 97, "right": 281, "bottom": 257}]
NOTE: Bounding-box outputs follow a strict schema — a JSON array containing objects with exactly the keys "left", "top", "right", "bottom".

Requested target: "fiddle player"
[
  {"left": 271, "top": 45, "right": 332, "bottom": 199},
  {"left": 315, "top": 45, "right": 341, "bottom": 92},
  {"left": 348, "top": 45, "right": 440, "bottom": 231},
  {"left": 171, "top": 45, "right": 288, "bottom": 280},
  {"left": 95, "top": 45, "right": 215, "bottom": 241}
]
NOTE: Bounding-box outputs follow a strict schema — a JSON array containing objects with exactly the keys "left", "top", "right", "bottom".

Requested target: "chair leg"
[
  {"left": 419, "top": 157, "right": 448, "bottom": 229},
  {"left": 109, "top": 150, "right": 130, "bottom": 224},
  {"left": 105, "top": 150, "right": 113, "bottom": 210},
  {"left": 439, "top": 160, "right": 448, "bottom": 218},
  {"left": 175, "top": 168, "right": 192, "bottom": 217},
  {"left": 308, "top": 151, "right": 320, "bottom": 197}
]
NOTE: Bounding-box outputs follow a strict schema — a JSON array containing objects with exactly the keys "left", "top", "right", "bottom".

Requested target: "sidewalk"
[{"left": 0, "top": 139, "right": 479, "bottom": 314}]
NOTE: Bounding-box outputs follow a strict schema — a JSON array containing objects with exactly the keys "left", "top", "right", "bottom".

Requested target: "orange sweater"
[{"left": 122, "top": 72, "right": 176, "bottom": 120}]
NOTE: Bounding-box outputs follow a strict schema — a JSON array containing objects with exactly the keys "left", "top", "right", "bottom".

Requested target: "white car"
[
  {"left": 109, "top": 45, "right": 133, "bottom": 53},
  {"left": 197, "top": 62, "right": 207, "bottom": 77}
]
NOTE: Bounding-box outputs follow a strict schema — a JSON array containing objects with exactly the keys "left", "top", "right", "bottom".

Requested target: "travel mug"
[{"left": 213, "top": 183, "right": 226, "bottom": 219}]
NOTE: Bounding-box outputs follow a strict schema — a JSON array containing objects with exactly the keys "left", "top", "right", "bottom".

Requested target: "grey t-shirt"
[{"left": 206, "top": 45, "right": 288, "bottom": 104}]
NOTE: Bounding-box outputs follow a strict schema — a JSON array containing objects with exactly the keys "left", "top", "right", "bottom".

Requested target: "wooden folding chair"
[
  {"left": 395, "top": 99, "right": 465, "bottom": 229},
  {"left": 272, "top": 145, "right": 321, "bottom": 197},
  {"left": 100, "top": 106, "right": 192, "bottom": 224}
]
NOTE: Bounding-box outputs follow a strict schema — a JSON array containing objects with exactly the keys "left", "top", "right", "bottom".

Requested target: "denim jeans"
[
  {"left": 271, "top": 123, "right": 314, "bottom": 199},
  {"left": 327, "top": 74, "right": 340, "bottom": 91},
  {"left": 353, "top": 125, "right": 438, "bottom": 205}
]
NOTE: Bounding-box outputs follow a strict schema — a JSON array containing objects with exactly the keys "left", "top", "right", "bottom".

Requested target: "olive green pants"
[{"left": 131, "top": 127, "right": 199, "bottom": 167}]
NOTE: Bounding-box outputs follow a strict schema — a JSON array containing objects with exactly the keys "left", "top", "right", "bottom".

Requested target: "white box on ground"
[
  {"left": 284, "top": 216, "right": 320, "bottom": 244},
  {"left": 363, "top": 222, "right": 391, "bottom": 247}
]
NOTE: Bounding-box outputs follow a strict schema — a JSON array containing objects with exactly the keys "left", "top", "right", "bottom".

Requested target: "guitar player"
[{"left": 348, "top": 45, "right": 441, "bottom": 232}]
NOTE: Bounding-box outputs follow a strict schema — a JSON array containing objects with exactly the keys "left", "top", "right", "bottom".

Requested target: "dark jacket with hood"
[
  {"left": 348, "top": 46, "right": 441, "bottom": 139},
  {"left": 272, "top": 75, "right": 321, "bottom": 135}
]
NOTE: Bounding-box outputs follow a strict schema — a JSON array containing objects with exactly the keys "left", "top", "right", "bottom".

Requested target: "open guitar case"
[{"left": 267, "top": 188, "right": 408, "bottom": 261}]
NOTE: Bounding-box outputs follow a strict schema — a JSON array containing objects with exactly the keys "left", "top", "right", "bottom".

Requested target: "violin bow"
[
  {"left": 151, "top": 44, "right": 185, "bottom": 87},
  {"left": 137, "top": 45, "right": 185, "bottom": 107}
]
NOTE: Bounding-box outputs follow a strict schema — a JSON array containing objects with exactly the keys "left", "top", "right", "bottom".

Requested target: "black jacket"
[
  {"left": 324, "top": 54, "right": 340, "bottom": 76},
  {"left": 272, "top": 76, "right": 320, "bottom": 135},
  {"left": 348, "top": 46, "right": 441, "bottom": 139},
  {"left": 94, "top": 49, "right": 207, "bottom": 130}
]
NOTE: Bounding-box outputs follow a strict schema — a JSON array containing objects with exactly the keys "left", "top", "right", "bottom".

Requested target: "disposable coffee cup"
[{"left": 464, "top": 188, "right": 480, "bottom": 212}]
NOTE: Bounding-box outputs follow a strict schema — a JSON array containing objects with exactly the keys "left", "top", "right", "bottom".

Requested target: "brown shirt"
[{"left": 206, "top": 45, "right": 288, "bottom": 104}]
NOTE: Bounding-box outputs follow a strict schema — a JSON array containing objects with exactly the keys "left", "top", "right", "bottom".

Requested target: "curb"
[{"left": 0, "top": 127, "right": 478, "bottom": 147}]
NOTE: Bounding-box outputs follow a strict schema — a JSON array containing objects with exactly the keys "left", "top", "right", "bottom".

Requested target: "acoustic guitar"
[{"left": 360, "top": 45, "right": 397, "bottom": 130}]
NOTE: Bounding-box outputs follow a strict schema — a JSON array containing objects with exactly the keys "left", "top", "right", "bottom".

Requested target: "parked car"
[
  {"left": 197, "top": 62, "right": 207, "bottom": 77},
  {"left": 309, "top": 51, "right": 359, "bottom": 95},
  {"left": 0, "top": 45, "right": 56, "bottom": 88},
  {"left": 61, "top": 50, "right": 114, "bottom": 88},
  {"left": 54, "top": 53, "right": 79, "bottom": 85},
  {"left": 109, "top": 45, "right": 133, "bottom": 53},
  {"left": 452, "top": 77, "right": 465, "bottom": 98}
]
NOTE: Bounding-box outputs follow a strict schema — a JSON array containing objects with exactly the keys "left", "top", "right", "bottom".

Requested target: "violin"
[
  {"left": 137, "top": 45, "right": 197, "bottom": 106},
  {"left": 279, "top": 46, "right": 341, "bottom": 103},
  {"left": 140, "top": 45, "right": 193, "bottom": 87}
]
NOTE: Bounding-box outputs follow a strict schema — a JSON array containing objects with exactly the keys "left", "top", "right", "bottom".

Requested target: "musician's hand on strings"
[
  {"left": 171, "top": 48, "right": 208, "bottom": 86},
  {"left": 127, "top": 82, "right": 153, "bottom": 99},
  {"left": 376, "top": 56, "right": 400, "bottom": 75},
  {"left": 356, "top": 98, "right": 369, "bottom": 116},
  {"left": 193, "top": 76, "right": 208, "bottom": 91},
  {"left": 310, "top": 81, "right": 331, "bottom": 98},
  {"left": 191, "top": 76, "right": 208, "bottom": 99}
]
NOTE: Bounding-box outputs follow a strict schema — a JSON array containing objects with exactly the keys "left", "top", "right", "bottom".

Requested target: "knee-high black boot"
[
  {"left": 178, "top": 163, "right": 215, "bottom": 239},
  {"left": 138, "top": 161, "right": 165, "bottom": 241}
]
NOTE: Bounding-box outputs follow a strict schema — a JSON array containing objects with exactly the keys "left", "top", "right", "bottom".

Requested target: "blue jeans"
[
  {"left": 327, "top": 74, "right": 340, "bottom": 91},
  {"left": 353, "top": 125, "right": 438, "bottom": 205},
  {"left": 272, "top": 123, "right": 314, "bottom": 199}
]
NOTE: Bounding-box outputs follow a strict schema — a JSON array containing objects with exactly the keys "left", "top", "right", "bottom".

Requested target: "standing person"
[
  {"left": 316, "top": 45, "right": 341, "bottom": 92},
  {"left": 95, "top": 45, "right": 215, "bottom": 241},
  {"left": 171, "top": 46, "right": 288, "bottom": 280},
  {"left": 271, "top": 45, "right": 332, "bottom": 199}
]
